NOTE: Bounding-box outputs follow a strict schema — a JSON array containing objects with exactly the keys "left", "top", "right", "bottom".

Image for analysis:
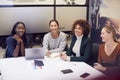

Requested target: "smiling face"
[
  {"left": 15, "top": 23, "right": 25, "bottom": 37},
  {"left": 74, "top": 24, "right": 83, "bottom": 36},
  {"left": 49, "top": 21, "right": 59, "bottom": 34},
  {"left": 100, "top": 28, "right": 113, "bottom": 42}
]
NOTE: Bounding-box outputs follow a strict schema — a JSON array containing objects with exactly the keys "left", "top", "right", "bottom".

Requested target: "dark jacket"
[
  {"left": 6, "top": 36, "right": 19, "bottom": 57},
  {"left": 66, "top": 35, "right": 93, "bottom": 65},
  {"left": 6, "top": 36, "right": 27, "bottom": 58}
]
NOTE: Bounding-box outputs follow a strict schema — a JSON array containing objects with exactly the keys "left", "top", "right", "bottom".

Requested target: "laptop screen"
[{"left": 25, "top": 48, "right": 45, "bottom": 60}]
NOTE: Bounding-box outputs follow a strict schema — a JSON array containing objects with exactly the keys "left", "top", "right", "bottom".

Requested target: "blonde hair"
[{"left": 103, "top": 25, "right": 119, "bottom": 43}]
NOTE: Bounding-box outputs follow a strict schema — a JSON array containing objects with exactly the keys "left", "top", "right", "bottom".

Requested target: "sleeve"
[
  {"left": 66, "top": 36, "right": 75, "bottom": 56},
  {"left": 43, "top": 34, "right": 49, "bottom": 52},
  {"left": 70, "top": 40, "right": 92, "bottom": 62},
  {"left": 6, "top": 37, "right": 17, "bottom": 57},
  {"left": 50, "top": 33, "right": 67, "bottom": 53}
]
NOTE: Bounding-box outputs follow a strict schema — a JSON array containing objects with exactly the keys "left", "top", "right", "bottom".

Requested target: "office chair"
[
  {"left": 92, "top": 43, "right": 99, "bottom": 63},
  {"left": 87, "top": 43, "right": 99, "bottom": 66}
]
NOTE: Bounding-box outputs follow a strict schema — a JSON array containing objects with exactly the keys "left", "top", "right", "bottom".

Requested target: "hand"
[
  {"left": 60, "top": 52, "right": 67, "bottom": 61},
  {"left": 94, "top": 63, "right": 106, "bottom": 71},
  {"left": 46, "top": 51, "right": 51, "bottom": 57},
  {"left": 13, "top": 34, "right": 23, "bottom": 45}
]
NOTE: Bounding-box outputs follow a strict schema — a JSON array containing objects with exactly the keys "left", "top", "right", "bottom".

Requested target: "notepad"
[{"left": 49, "top": 53, "right": 60, "bottom": 58}]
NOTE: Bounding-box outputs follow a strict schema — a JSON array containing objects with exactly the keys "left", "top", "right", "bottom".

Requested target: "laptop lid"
[{"left": 25, "top": 48, "right": 45, "bottom": 60}]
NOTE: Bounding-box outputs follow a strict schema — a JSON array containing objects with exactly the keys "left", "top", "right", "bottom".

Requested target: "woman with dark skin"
[{"left": 6, "top": 22, "right": 27, "bottom": 57}]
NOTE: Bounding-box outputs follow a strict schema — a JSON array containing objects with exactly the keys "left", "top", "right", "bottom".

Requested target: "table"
[{"left": 0, "top": 57, "right": 104, "bottom": 80}]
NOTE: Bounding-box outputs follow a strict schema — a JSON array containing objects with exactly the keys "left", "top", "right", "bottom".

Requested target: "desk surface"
[{"left": 0, "top": 57, "right": 104, "bottom": 80}]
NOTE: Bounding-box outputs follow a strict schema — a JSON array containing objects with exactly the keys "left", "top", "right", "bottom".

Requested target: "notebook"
[{"left": 25, "top": 48, "right": 45, "bottom": 60}]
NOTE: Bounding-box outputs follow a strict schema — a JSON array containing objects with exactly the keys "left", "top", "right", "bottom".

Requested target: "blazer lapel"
[{"left": 80, "top": 36, "right": 86, "bottom": 56}]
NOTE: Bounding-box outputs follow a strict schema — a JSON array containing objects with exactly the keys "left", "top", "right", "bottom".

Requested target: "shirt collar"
[{"left": 76, "top": 35, "right": 83, "bottom": 40}]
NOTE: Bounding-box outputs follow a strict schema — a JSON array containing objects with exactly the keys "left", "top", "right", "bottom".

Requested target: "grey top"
[{"left": 43, "top": 31, "right": 67, "bottom": 53}]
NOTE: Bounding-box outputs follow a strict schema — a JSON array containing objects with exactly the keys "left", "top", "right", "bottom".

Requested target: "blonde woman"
[{"left": 94, "top": 25, "right": 120, "bottom": 79}]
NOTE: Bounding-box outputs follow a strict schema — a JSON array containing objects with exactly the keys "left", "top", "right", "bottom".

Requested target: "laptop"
[{"left": 25, "top": 48, "right": 45, "bottom": 60}]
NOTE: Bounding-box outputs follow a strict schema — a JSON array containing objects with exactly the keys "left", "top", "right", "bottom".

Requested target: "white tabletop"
[{"left": 0, "top": 56, "right": 104, "bottom": 80}]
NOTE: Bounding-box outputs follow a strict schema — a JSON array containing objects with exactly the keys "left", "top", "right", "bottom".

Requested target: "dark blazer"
[{"left": 66, "top": 35, "right": 93, "bottom": 65}]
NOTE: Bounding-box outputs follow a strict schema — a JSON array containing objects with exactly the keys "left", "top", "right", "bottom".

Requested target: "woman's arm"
[
  {"left": 43, "top": 34, "right": 49, "bottom": 51},
  {"left": 70, "top": 41, "right": 92, "bottom": 62},
  {"left": 20, "top": 40, "right": 25, "bottom": 56},
  {"left": 12, "top": 44, "right": 20, "bottom": 57},
  {"left": 12, "top": 35, "right": 23, "bottom": 57},
  {"left": 6, "top": 37, "right": 19, "bottom": 57}
]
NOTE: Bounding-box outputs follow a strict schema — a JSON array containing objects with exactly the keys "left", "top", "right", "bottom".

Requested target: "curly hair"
[{"left": 72, "top": 19, "right": 91, "bottom": 36}]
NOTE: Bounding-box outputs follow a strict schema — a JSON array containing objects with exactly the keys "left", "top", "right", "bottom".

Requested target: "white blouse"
[{"left": 72, "top": 35, "right": 83, "bottom": 57}]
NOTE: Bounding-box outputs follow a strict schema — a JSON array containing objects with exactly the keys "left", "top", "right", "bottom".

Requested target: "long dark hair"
[{"left": 11, "top": 22, "right": 27, "bottom": 47}]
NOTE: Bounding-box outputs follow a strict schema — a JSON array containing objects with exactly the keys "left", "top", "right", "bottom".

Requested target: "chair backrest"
[
  {"left": 92, "top": 43, "right": 99, "bottom": 63},
  {"left": 3, "top": 47, "right": 7, "bottom": 58},
  {"left": 0, "top": 47, "right": 6, "bottom": 58}
]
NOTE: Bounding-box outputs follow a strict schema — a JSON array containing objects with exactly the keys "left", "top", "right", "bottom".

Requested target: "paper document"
[{"left": 49, "top": 53, "right": 60, "bottom": 58}]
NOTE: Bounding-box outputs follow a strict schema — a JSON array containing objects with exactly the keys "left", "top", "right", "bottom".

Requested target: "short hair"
[
  {"left": 49, "top": 19, "right": 59, "bottom": 27},
  {"left": 102, "top": 25, "right": 118, "bottom": 43},
  {"left": 72, "top": 19, "right": 91, "bottom": 36}
]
